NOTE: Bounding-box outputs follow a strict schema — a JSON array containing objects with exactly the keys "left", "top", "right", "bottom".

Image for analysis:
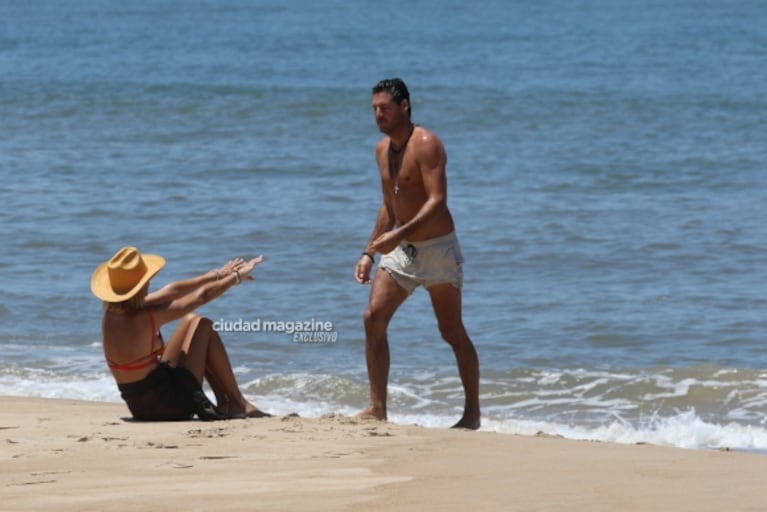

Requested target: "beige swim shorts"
[{"left": 379, "top": 231, "right": 464, "bottom": 294}]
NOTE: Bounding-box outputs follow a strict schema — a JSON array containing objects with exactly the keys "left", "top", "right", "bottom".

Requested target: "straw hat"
[{"left": 91, "top": 246, "right": 165, "bottom": 302}]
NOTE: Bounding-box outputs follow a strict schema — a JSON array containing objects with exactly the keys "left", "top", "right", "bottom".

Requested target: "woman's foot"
[
  {"left": 192, "top": 390, "right": 226, "bottom": 421},
  {"left": 225, "top": 400, "right": 272, "bottom": 419}
]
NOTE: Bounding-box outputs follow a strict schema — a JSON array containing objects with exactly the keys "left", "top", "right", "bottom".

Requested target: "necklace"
[{"left": 388, "top": 123, "right": 415, "bottom": 195}]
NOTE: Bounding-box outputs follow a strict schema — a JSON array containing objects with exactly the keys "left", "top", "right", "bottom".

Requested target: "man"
[{"left": 354, "top": 78, "right": 480, "bottom": 429}]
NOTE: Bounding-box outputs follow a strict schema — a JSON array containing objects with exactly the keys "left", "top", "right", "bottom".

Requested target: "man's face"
[{"left": 372, "top": 92, "right": 407, "bottom": 134}]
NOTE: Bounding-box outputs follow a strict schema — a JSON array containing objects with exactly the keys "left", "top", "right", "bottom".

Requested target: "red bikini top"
[{"left": 106, "top": 309, "right": 164, "bottom": 372}]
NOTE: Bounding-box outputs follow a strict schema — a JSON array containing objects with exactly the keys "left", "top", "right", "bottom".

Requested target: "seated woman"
[{"left": 91, "top": 246, "right": 269, "bottom": 421}]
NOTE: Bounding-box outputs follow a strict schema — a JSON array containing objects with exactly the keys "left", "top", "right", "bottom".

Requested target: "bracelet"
[
  {"left": 210, "top": 269, "right": 221, "bottom": 280},
  {"left": 232, "top": 270, "right": 241, "bottom": 285},
  {"left": 361, "top": 252, "right": 375, "bottom": 263}
]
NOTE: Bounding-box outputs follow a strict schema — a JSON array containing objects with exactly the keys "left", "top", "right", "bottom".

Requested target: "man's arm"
[
  {"left": 354, "top": 196, "right": 395, "bottom": 284},
  {"left": 363, "top": 201, "right": 395, "bottom": 255},
  {"left": 394, "top": 132, "right": 448, "bottom": 240},
  {"left": 355, "top": 148, "right": 397, "bottom": 284},
  {"left": 363, "top": 141, "right": 397, "bottom": 255}
]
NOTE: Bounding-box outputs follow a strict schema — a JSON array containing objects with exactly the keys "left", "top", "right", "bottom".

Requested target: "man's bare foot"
[
  {"left": 451, "top": 415, "right": 481, "bottom": 430},
  {"left": 356, "top": 406, "right": 386, "bottom": 421}
]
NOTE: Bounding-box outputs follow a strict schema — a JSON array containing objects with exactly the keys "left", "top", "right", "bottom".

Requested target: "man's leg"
[
  {"left": 359, "top": 268, "right": 409, "bottom": 420},
  {"left": 428, "top": 283, "right": 481, "bottom": 429}
]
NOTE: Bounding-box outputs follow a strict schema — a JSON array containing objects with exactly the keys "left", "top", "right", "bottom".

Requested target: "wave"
[{"left": 2, "top": 365, "right": 767, "bottom": 452}]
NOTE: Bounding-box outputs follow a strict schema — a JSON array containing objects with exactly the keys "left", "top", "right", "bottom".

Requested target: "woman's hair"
[
  {"left": 104, "top": 287, "right": 147, "bottom": 313},
  {"left": 372, "top": 78, "right": 411, "bottom": 118}
]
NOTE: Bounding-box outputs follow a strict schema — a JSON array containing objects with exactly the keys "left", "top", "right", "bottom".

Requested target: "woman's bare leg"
[
  {"left": 203, "top": 327, "right": 270, "bottom": 418},
  {"left": 163, "top": 313, "right": 269, "bottom": 418}
]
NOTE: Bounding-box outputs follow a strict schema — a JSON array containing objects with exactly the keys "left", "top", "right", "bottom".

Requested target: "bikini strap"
[
  {"left": 146, "top": 308, "right": 164, "bottom": 356},
  {"left": 146, "top": 308, "right": 157, "bottom": 338}
]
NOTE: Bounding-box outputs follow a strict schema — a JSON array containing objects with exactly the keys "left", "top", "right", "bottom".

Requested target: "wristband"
[
  {"left": 361, "top": 252, "right": 375, "bottom": 263},
  {"left": 233, "top": 270, "right": 241, "bottom": 285}
]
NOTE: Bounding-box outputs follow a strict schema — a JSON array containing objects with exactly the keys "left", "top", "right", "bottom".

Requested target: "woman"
[{"left": 91, "top": 246, "right": 269, "bottom": 421}]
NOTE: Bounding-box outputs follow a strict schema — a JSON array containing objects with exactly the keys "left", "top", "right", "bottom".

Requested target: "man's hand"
[
  {"left": 355, "top": 255, "right": 374, "bottom": 284},
  {"left": 369, "top": 230, "right": 402, "bottom": 255}
]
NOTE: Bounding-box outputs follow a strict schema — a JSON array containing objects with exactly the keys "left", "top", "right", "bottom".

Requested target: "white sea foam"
[
  {"left": 3, "top": 366, "right": 767, "bottom": 452},
  {"left": 487, "top": 411, "right": 767, "bottom": 452}
]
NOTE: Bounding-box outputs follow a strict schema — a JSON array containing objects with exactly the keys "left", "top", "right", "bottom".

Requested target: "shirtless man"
[{"left": 354, "top": 78, "right": 480, "bottom": 429}]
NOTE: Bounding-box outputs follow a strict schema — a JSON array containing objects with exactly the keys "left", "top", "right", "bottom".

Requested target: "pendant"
[{"left": 394, "top": 184, "right": 399, "bottom": 195}]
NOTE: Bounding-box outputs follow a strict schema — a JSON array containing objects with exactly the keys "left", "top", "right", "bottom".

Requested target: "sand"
[{"left": 2, "top": 396, "right": 765, "bottom": 511}]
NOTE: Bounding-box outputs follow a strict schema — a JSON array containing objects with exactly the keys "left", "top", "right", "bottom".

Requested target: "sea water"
[{"left": 1, "top": 0, "right": 766, "bottom": 451}]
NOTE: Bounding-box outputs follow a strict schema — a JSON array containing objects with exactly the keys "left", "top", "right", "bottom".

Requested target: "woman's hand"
[
  {"left": 218, "top": 258, "right": 245, "bottom": 278},
  {"left": 233, "top": 255, "right": 264, "bottom": 282}
]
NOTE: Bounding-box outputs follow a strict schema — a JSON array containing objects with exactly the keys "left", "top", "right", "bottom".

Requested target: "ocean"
[{"left": 1, "top": 0, "right": 766, "bottom": 452}]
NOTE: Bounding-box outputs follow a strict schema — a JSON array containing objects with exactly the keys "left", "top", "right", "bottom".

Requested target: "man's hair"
[{"left": 372, "top": 78, "right": 411, "bottom": 118}]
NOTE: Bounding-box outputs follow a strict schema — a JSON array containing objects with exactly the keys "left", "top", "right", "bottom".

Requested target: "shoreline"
[{"left": 3, "top": 396, "right": 766, "bottom": 511}]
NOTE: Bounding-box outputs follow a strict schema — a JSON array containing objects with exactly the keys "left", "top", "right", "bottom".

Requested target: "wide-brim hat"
[{"left": 91, "top": 246, "right": 165, "bottom": 302}]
